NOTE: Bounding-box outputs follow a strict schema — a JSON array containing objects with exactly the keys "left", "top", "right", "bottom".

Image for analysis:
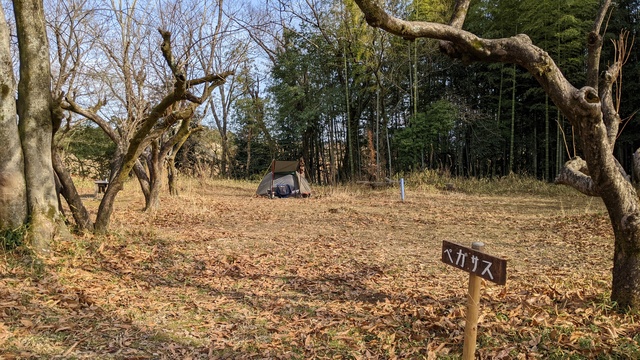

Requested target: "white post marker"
[
  {"left": 441, "top": 240, "right": 507, "bottom": 359},
  {"left": 400, "top": 178, "right": 405, "bottom": 202}
]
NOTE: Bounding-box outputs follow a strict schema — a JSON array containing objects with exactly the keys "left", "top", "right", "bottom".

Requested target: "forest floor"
[{"left": 1, "top": 177, "right": 639, "bottom": 359}]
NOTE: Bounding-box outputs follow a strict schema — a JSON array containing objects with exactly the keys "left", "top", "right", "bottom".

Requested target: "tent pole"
[{"left": 270, "top": 160, "right": 275, "bottom": 198}]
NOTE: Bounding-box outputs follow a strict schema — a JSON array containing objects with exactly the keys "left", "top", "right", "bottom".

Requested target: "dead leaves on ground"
[{"left": 1, "top": 181, "right": 639, "bottom": 359}]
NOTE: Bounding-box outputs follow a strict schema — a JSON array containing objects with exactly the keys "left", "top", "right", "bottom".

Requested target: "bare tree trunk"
[
  {"left": 136, "top": 115, "right": 202, "bottom": 205},
  {"left": 94, "top": 179, "right": 123, "bottom": 234},
  {"left": 95, "top": 91, "right": 186, "bottom": 233},
  {"left": 14, "top": 0, "right": 65, "bottom": 253},
  {"left": 220, "top": 135, "right": 230, "bottom": 177},
  {"left": 167, "top": 156, "right": 179, "bottom": 196},
  {"left": 133, "top": 160, "right": 151, "bottom": 204},
  {"left": 167, "top": 126, "right": 197, "bottom": 196},
  {"left": 92, "top": 29, "right": 232, "bottom": 233},
  {"left": 52, "top": 149, "right": 93, "bottom": 231},
  {"left": 131, "top": 147, "right": 163, "bottom": 213},
  {"left": 246, "top": 127, "right": 253, "bottom": 177},
  {"left": 633, "top": 149, "right": 640, "bottom": 187},
  {"left": 144, "top": 141, "right": 163, "bottom": 213},
  {"left": 146, "top": 178, "right": 162, "bottom": 212},
  {"left": 509, "top": 64, "right": 516, "bottom": 174},
  {"left": 0, "top": 3, "right": 27, "bottom": 232}
]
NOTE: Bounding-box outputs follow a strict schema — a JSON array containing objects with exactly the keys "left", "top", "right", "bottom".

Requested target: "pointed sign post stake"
[
  {"left": 441, "top": 240, "right": 507, "bottom": 359},
  {"left": 463, "top": 242, "right": 484, "bottom": 360}
]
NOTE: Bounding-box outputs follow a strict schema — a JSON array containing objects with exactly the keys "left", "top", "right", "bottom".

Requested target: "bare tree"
[
  {"left": 353, "top": 0, "right": 640, "bottom": 310},
  {"left": 135, "top": 0, "right": 240, "bottom": 205},
  {"left": 51, "top": 0, "right": 233, "bottom": 231},
  {"left": 47, "top": 0, "right": 98, "bottom": 231}
]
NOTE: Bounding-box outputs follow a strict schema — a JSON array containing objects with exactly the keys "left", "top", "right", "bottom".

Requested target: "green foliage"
[
  {"left": 395, "top": 100, "right": 457, "bottom": 171},
  {"left": 269, "top": 30, "right": 323, "bottom": 158},
  {"left": 519, "top": 0, "right": 599, "bottom": 85},
  {"left": 58, "top": 124, "right": 116, "bottom": 179},
  {"left": 408, "top": 0, "right": 453, "bottom": 22},
  {"left": 444, "top": 0, "right": 603, "bottom": 179},
  {"left": 231, "top": 63, "right": 277, "bottom": 177},
  {"left": 0, "top": 225, "right": 27, "bottom": 252}
]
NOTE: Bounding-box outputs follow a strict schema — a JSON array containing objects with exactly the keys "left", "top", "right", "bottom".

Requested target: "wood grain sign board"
[{"left": 441, "top": 240, "right": 507, "bottom": 285}]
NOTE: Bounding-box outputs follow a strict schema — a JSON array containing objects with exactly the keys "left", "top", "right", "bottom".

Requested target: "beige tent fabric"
[
  {"left": 272, "top": 161, "right": 299, "bottom": 173},
  {"left": 256, "top": 160, "right": 312, "bottom": 197}
]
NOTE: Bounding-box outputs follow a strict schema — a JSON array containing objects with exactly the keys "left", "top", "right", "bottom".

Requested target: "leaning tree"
[
  {"left": 354, "top": 0, "right": 640, "bottom": 310},
  {"left": 50, "top": 0, "right": 234, "bottom": 232}
]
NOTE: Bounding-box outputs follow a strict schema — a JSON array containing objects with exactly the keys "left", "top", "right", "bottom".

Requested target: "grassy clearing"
[{"left": 1, "top": 175, "right": 638, "bottom": 359}]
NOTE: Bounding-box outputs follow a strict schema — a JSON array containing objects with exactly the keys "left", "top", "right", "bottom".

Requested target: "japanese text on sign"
[{"left": 441, "top": 240, "right": 507, "bottom": 285}]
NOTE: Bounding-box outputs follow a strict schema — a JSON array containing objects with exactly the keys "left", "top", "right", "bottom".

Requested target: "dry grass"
[{"left": 1, "top": 177, "right": 638, "bottom": 359}]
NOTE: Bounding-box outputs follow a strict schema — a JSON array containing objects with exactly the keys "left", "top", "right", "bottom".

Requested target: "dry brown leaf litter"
[{"left": 1, "top": 179, "right": 638, "bottom": 359}]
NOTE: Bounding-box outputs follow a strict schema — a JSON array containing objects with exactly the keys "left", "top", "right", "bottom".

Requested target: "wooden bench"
[{"left": 95, "top": 180, "right": 109, "bottom": 194}]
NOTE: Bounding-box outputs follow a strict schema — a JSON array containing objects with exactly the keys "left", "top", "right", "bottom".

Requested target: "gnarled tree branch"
[
  {"left": 554, "top": 157, "right": 599, "bottom": 197},
  {"left": 448, "top": 0, "right": 470, "bottom": 29},
  {"left": 62, "top": 96, "right": 120, "bottom": 144},
  {"left": 355, "top": 0, "right": 640, "bottom": 311},
  {"left": 586, "top": 0, "right": 612, "bottom": 89},
  {"left": 634, "top": 149, "right": 640, "bottom": 186},
  {"left": 439, "top": 0, "right": 471, "bottom": 55},
  {"left": 188, "top": 70, "right": 234, "bottom": 88},
  {"left": 158, "top": 28, "right": 185, "bottom": 82}
]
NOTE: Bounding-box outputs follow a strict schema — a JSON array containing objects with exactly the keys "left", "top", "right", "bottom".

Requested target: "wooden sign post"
[{"left": 441, "top": 241, "right": 507, "bottom": 360}]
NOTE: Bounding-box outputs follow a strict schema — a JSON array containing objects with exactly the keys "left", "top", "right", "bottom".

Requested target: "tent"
[{"left": 256, "top": 160, "right": 312, "bottom": 198}]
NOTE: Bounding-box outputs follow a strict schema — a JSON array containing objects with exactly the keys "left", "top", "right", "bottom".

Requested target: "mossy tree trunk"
[
  {"left": 0, "top": 3, "right": 27, "bottom": 234},
  {"left": 0, "top": 0, "right": 69, "bottom": 252}
]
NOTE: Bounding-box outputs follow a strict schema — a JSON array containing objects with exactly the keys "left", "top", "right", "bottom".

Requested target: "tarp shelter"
[{"left": 256, "top": 160, "right": 312, "bottom": 198}]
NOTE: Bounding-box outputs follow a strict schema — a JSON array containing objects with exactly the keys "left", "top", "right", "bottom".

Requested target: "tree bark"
[
  {"left": 0, "top": 3, "right": 27, "bottom": 233},
  {"left": 134, "top": 107, "right": 201, "bottom": 209},
  {"left": 246, "top": 127, "right": 253, "bottom": 177},
  {"left": 167, "top": 156, "right": 179, "bottom": 196},
  {"left": 133, "top": 159, "right": 151, "bottom": 205},
  {"left": 52, "top": 149, "right": 93, "bottom": 231},
  {"left": 633, "top": 149, "right": 640, "bottom": 187},
  {"left": 14, "top": 0, "right": 64, "bottom": 253},
  {"left": 167, "top": 125, "right": 197, "bottom": 196},
  {"left": 509, "top": 64, "right": 516, "bottom": 174},
  {"left": 144, "top": 141, "right": 163, "bottom": 213}
]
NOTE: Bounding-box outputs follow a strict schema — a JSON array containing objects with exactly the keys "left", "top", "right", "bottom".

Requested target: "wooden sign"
[{"left": 441, "top": 240, "right": 507, "bottom": 285}]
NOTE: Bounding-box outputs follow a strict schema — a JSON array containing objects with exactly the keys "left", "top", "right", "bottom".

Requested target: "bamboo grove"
[{"left": 226, "top": 0, "right": 640, "bottom": 184}]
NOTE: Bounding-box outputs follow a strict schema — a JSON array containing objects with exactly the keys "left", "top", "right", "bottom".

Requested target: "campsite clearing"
[{"left": 1, "top": 178, "right": 638, "bottom": 359}]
